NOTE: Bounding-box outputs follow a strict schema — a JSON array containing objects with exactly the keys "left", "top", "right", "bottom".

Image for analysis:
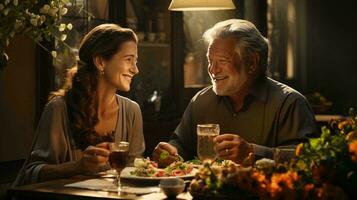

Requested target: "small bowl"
[{"left": 159, "top": 178, "right": 185, "bottom": 197}]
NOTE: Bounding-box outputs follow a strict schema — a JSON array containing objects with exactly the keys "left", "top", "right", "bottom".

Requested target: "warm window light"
[{"left": 168, "top": 0, "right": 236, "bottom": 11}]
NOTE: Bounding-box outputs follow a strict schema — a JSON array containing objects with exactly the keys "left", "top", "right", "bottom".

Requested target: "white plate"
[
  {"left": 95, "top": 169, "right": 117, "bottom": 178},
  {"left": 120, "top": 167, "right": 198, "bottom": 180}
]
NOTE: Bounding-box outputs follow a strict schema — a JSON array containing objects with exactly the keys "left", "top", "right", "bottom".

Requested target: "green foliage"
[
  {"left": 0, "top": 0, "right": 73, "bottom": 69},
  {"left": 294, "top": 110, "right": 357, "bottom": 190}
]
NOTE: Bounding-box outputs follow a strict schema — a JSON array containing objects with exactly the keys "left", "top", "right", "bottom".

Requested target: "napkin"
[
  {"left": 65, "top": 178, "right": 117, "bottom": 192},
  {"left": 65, "top": 179, "right": 160, "bottom": 194}
]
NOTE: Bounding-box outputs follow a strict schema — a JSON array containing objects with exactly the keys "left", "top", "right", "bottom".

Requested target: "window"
[
  {"left": 182, "top": 10, "right": 237, "bottom": 88},
  {"left": 53, "top": 0, "right": 110, "bottom": 89}
]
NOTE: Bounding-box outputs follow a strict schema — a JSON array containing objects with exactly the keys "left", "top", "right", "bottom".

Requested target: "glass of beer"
[
  {"left": 109, "top": 141, "right": 129, "bottom": 194},
  {"left": 273, "top": 146, "right": 296, "bottom": 164},
  {"left": 197, "top": 124, "right": 220, "bottom": 162}
]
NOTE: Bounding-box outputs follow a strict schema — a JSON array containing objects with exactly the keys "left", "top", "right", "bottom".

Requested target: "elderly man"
[{"left": 153, "top": 19, "right": 316, "bottom": 165}]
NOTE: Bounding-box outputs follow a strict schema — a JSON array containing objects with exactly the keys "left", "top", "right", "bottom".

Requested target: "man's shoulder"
[
  {"left": 267, "top": 78, "right": 305, "bottom": 100},
  {"left": 191, "top": 85, "right": 216, "bottom": 103}
]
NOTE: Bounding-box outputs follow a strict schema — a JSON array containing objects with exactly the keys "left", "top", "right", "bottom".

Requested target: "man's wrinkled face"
[{"left": 207, "top": 37, "right": 250, "bottom": 96}]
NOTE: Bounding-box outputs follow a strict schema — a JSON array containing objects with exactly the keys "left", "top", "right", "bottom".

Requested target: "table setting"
[{"left": 8, "top": 119, "right": 357, "bottom": 200}]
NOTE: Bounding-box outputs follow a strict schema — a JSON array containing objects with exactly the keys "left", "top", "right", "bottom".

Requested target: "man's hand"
[
  {"left": 152, "top": 142, "right": 179, "bottom": 167},
  {"left": 214, "top": 134, "right": 253, "bottom": 164}
]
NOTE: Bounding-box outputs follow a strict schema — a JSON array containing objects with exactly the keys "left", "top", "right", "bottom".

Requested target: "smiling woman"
[
  {"left": 13, "top": 24, "right": 145, "bottom": 186},
  {"left": 99, "top": 40, "right": 139, "bottom": 92}
]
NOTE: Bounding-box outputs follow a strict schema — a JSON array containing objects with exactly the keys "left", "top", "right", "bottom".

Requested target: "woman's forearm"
[{"left": 38, "top": 161, "right": 81, "bottom": 182}]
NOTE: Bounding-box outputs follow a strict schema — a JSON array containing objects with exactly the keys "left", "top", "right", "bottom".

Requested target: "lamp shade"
[{"left": 168, "top": 0, "right": 236, "bottom": 11}]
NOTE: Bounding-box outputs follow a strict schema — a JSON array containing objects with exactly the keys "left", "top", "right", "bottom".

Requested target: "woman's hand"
[{"left": 77, "top": 143, "right": 111, "bottom": 174}]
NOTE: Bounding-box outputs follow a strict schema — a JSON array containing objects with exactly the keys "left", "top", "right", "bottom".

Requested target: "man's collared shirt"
[{"left": 169, "top": 77, "right": 317, "bottom": 160}]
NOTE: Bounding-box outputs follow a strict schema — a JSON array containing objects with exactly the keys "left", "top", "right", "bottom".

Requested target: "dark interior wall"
[
  {"left": 0, "top": 36, "right": 36, "bottom": 162},
  {"left": 305, "top": 0, "right": 357, "bottom": 114}
]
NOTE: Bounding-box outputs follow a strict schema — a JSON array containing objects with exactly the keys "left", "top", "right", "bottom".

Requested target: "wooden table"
[{"left": 7, "top": 176, "right": 193, "bottom": 200}]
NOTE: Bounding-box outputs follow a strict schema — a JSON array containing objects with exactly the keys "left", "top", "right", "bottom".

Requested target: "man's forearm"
[{"left": 251, "top": 144, "right": 274, "bottom": 160}]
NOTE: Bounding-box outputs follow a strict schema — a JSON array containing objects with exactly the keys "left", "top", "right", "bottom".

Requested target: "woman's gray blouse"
[{"left": 13, "top": 95, "right": 144, "bottom": 186}]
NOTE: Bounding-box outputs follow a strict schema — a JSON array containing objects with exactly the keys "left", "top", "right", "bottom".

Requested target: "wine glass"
[
  {"left": 197, "top": 124, "right": 220, "bottom": 162},
  {"left": 109, "top": 141, "right": 129, "bottom": 194}
]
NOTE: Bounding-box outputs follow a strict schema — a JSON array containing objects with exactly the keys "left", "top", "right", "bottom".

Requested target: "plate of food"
[
  {"left": 120, "top": 158, "right": 198, "bottom": 181},
  {"left": 186, "top": 157, "right": 241, "bottom": 168}
]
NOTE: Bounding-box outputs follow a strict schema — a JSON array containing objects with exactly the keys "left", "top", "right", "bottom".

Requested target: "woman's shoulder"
[
  {"left": 45, "top": 96, "right": 67, "bottom": 111},
  {"left": 116, "top": 94, "right": 140, "bottom": 111}
]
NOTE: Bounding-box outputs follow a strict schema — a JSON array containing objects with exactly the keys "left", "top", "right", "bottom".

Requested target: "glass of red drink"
[{"left": 109, "top": 141, "right": 129, "bottom": 194}]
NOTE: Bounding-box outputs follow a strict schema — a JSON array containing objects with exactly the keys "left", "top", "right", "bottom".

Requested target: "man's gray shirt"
[{"left": 169, "top": 77, "right": 317, "bottom": 160}]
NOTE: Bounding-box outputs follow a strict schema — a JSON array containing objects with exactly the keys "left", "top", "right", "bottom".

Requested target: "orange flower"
[
  {"left": 269, "top": 171, "right": 300, "bottom": 198},
  {"left": 349, "top": 140, "right": 357, "bottom": 163},
  {"left": 303, "top": 184, "right": 315, "bottom": 199},
  {"left": 252, "top": 171, "right": 267, "bottom": 184},
  {"left": 346, "top": 131, "right": 357, "bottom": 142},
  {"left": 251, "top": 171, "right": 269, "bottom": 193},
  {"left": 295, "top": 143, "right": 304, "bottom": 157},
  {"left": 304, "top": 183, "right": 314, "bottom": 191},
  {"left": 338, "top": 119, "right": 354, "bottom": 131}
]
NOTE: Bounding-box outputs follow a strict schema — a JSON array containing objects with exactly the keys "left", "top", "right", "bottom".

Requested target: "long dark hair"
[{"left": 50, "top": 24, "right": 137, "bottom": 150}]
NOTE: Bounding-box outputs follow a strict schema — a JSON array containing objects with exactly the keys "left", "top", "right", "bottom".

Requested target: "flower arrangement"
[
  {"left": 189, "top": 109, "right": 357, "bottom": 199},
  {"left": 0, "top": 0, "right": 72, "bottom": 69},
  {"left": 293, "top": 109, "right": 357, "bottom": 199}
]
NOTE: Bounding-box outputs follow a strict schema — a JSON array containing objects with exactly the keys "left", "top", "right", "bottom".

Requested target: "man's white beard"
[{"left": 212, "top": 82, "right": 230, "bottom": 96}]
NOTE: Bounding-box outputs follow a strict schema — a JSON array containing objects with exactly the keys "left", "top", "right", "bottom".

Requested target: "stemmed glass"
[
  {"left": 197, "top": 124, "right": 220, "bottom": 162},
  {"left": 109, "top": 141, "right": 129, "bottom": 194}
]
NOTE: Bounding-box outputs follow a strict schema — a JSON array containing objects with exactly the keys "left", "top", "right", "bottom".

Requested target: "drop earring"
[
  {"left": 249, "top": 65, "right": 256, "bottom": 74},
  {"left": 100, "top": 68, "right": 104, "bottom": 75}
]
